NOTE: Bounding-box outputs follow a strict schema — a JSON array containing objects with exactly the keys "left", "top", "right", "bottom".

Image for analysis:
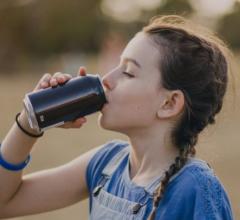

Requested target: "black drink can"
[{"left": 23, "top": 74, "right": 107, "bottom": 132}]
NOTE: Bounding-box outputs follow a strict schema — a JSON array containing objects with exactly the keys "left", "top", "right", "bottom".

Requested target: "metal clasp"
[
  {"left": 93, "top": 185, "right": 103, "bottom": 197},
  {"left": 132, "top": 203, "right": 142, "bottom": 214}
]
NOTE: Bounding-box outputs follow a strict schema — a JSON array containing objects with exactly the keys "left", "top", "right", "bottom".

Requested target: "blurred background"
[{"left": 0, "top": 0, "right": 239, "bottom": 219}]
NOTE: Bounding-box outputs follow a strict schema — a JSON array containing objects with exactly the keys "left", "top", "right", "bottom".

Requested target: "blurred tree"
[
  {"left": 0, "top": 4, "right": 30, "bottom": 71},
  {"left": 218, "top": 1, "right": 240, "bottom": 51},
  {"left": 0, "top": 0, "right": 239, "bottom": 73},
  {"left": 155, "top": 0, "right": 193, "bottom": 15},
  {"left": 25, "top": 0, "right": 109, "bottom": 55},
  {"left": 100, "top": 0, "right": 193, "bottom": 47},
  {"left": 0, "top": 0, "right": 110, "bottom": 71}
]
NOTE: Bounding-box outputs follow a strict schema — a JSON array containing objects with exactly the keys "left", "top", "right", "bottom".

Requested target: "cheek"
[
  {"left": 108, "top": 87, "right": 158, "bottom": 124},
  {"left": 127, "top": 96, "right": 157, "bottom": 122},
  {"left": 121, "top": 86, "right": 158, "bottom": 112}
]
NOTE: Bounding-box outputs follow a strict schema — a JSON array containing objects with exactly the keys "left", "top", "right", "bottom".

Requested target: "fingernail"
[{"left": 80, "top": 118, "right": 86, "bottom": 123}]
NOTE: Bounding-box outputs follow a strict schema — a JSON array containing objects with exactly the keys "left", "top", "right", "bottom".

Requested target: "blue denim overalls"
[
  {"left": 89, "top": 142, "right": 234, "bottom": 220},
  {"left": 90, "top": 147, "right": 163, "bottom": 220}
]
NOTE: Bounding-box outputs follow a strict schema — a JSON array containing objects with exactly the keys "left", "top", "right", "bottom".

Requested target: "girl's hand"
[{"left": 32, "top": 66, "right": 88, "bottom": 129}]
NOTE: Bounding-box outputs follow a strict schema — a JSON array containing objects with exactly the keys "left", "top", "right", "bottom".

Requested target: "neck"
[{"left": 126, "top": 124, "right": 179, "bottom": 182}]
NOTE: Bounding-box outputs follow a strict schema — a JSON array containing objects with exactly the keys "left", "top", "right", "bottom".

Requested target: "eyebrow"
[{"left": 121, "top": 57, "right": 142, "bottom": 69}]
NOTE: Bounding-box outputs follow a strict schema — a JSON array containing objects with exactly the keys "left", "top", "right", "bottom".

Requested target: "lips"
[
  {"left": 104, "top": 93, "right": 110, "bottom": 104},
  {"left": 101, "top": 102, "right": 108, "bottom": 112}
]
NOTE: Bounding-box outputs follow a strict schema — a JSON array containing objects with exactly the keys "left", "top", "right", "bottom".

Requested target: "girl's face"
[{"left": 99, "top": 32, "right": 167, "bottom": 134}]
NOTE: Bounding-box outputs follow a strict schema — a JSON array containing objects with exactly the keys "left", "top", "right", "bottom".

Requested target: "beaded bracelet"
[
  {"left": 16, "top": 113, "right": 44, "bottom": 138},
  {"left": 0, "top": 143, "right": 31, "bottom": 171}
]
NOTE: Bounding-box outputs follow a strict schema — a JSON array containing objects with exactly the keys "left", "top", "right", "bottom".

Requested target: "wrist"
[
  {"left": 17, "top": 110, "right": 43, "bottom": 137},
  {"left": 0, "top": 143, "right": 31, "bottom": 171}
]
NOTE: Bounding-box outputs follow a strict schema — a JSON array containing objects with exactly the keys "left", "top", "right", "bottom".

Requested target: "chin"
[
  {"left": 97, "top": 113, "right": 123, "bottom": 132},
  {"left": 98, "top": 113, "right": 112, "bottom": 130}
]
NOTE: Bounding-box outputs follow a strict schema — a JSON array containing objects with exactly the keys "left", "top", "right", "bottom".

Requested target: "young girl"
[{"left": 0, "top": 15, "right": 234, "bottom": 220}]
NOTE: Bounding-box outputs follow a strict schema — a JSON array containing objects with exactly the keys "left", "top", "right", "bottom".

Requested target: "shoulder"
[
  {"left": 156, "top": 158, "right": 234, "bottom": 220},
  {"left": 173, "top": 158, "right": 222, "bottom": 198},
  {"left": 86, "top": 139, "right": 129, "bottom": 192},
  {"left": 186, "top": 160, "right": 233, "bottom": 219}
]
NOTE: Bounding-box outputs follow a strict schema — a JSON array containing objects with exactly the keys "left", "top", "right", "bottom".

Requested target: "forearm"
[{"left": 0, "top": 110, "right": 41, "bottom": 205}]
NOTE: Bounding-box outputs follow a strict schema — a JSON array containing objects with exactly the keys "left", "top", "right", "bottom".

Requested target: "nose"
[
  {"left": 102, "top": 77, "right": 111, "bottom": 91},
  {"left": 101, "top": 72, "right": 114, "bottom": 91}
]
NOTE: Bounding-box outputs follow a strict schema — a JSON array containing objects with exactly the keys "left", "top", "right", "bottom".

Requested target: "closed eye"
[{"left": 122, "top": 71, "right": 134, "bottom": 78}]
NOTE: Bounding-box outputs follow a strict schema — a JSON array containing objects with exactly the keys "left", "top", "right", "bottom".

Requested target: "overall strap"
[
  {"left": 102, "top": 145, "right": 130, "bottom": 177},
  {"left": 92, "top": 144, "right": 130, "bottom": 197}
]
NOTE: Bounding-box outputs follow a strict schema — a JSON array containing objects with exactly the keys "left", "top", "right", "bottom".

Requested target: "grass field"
[{"left": 0, "top": 73, "right": 239, "bottom": 219}]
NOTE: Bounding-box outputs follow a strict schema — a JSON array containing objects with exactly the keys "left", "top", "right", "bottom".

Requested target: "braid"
[
  {"left": 142, "top": 15, "right": 229, "bottom": 220},
  {"left": 148, "top": 146, "right": 196, "bottom": 220}
]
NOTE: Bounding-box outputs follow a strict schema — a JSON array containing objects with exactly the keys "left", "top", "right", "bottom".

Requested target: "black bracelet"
[{"left": 15, "top": 113, "right": 44, "bottom": 138}]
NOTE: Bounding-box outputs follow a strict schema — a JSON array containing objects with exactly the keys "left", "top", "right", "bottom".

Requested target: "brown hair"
[{"left": 141, "top": 15, "right": 231, "bottom": 220}]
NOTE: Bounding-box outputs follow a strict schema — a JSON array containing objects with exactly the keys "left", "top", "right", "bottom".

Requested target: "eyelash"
[{"left": 122, "top": 71, "right": 134, "bottom": 78}]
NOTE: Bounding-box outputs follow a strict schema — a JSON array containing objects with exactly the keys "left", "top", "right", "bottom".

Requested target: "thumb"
[{"left": 78, "top": 66, "right": 87, "bottom": 76}]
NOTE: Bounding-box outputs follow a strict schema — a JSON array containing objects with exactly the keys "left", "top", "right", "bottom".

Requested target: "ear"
[{"left": 157, "top": 90, "right": 185, "bottom": 119}]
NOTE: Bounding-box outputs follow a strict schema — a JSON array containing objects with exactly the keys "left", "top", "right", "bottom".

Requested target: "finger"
[
  {"left": 76, "top": 117, "right": 87, "bottom": 123},
  {"left": 52, "top": 72, "right": 64, "bottom": 84},
  {"left": 40, "top": 81, "right": 50, "bottom": 89},
  {"left": 60, "top": 73, "right": 73, "bottom": 83},
  {"left": 50, "top": 77, "right": 58, "bottom": 87},
  {"left": 50, "top": 72, "right": 65, "bottom": 86},
  {"left": 53, "top": 72, "right": 73, "bottom": 85},
  {"left": 59, "top": 117, "right": 87, "bottom": 129},
  {"left": 71, "top": 119, "right": 86, "bottom": 128},
  {"left": 63, "top": 73, "right": 73, "bottom": 80},
  {"left": 59, "top": 123, "right": 83, "bottom": 129},
  {"left": 34, "top": 73, "right": 51, "bottom": 91},
  {"left": 78, "top": 66, "right": 87, "bottom": 76}
]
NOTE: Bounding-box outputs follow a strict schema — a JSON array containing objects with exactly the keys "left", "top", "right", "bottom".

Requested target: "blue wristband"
[{"left": 0, "top": 143, "right": 31, "bottom": 171}]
